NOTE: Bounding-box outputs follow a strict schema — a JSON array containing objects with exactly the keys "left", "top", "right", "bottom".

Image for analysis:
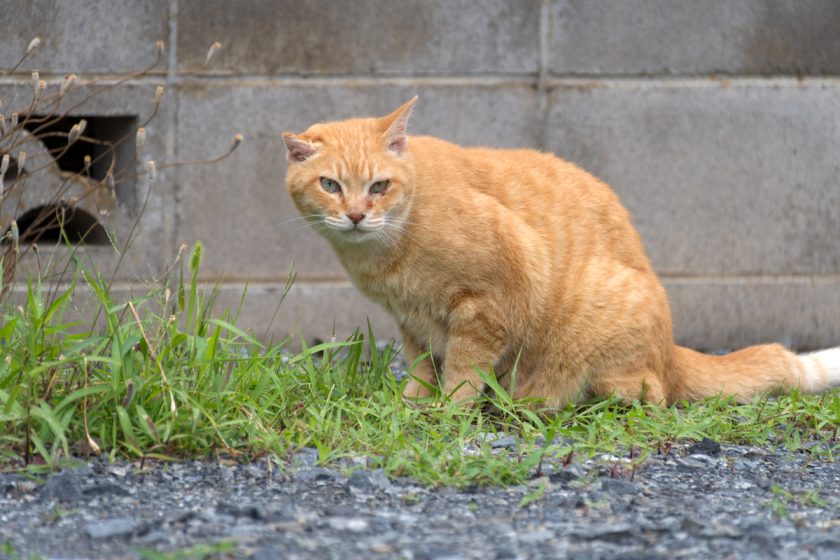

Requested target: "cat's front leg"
[
  {"left": 400, "top": 328, "right": 439, "bottom": 400},
  {"left": 442, "top": 311, "right": 508, "bottom": 405}
]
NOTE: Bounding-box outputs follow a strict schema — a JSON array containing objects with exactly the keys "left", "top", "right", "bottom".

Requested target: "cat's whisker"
[
  {"left": 382, "top": 222, "right": 419, "bottom": 243},
  {"left": 278, "top": 215, "right": 330, "bottom": 234}
]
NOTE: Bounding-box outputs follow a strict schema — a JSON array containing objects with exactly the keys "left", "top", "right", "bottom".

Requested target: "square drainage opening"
[
  {"left": 24, "top": 115, "right": 138, "bottom": 206},
  {"left": 2, "top": 115, "right": 138, "bottom": 246}
]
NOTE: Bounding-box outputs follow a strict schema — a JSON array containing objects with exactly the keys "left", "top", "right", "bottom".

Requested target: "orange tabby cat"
[{"left": 283, "top": 98, "right": 840, "bottom": 406}]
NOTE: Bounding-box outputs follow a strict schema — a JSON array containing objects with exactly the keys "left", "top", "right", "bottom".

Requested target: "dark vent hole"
[
  {"left": 11, "top": 204, "right": 109, "bottom": 245},
  {"left": 23, "top": 115, "right": 137, "bottom": 207}
]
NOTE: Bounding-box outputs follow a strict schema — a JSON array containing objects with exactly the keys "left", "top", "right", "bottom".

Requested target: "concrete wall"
[{"left": 3, "top": 1, "right": 840, "bottom": 350}]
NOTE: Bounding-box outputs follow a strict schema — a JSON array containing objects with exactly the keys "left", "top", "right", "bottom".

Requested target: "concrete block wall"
[{"left": 3, "top": 1, "right": 840, "bottom": 350}]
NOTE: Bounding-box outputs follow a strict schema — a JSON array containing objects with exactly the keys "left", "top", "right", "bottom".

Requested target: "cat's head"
[{"left": 283, "top": 97, "right": 417, "bottom": 247}]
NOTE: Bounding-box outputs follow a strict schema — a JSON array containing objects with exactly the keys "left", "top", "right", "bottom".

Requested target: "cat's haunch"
[{"left": 283, "top": 98, "right": 840, "bottom": 407}]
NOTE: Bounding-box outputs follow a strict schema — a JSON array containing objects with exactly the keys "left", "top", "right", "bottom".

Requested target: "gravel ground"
[{"left": 1, "top": 440, "right": 839, "bottom": 560}]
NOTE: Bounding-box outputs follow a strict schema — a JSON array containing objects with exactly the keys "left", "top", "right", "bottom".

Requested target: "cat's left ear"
[
  {"left": 381, "top": 96, "right": 417, "bottom": 155},
  {"left": 282, "top": 133, "right": 317, "bottom": 163}
]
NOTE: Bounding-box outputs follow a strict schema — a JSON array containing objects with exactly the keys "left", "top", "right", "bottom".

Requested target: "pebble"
[
  {"left": 291, "top": 447, "right": 320, "bottom": 468},
  {"left": 84, "top": 517, "right": 140, "bottom": 539},
  {"left": 687, "top": 438, "right": 722, "bottom": 457},
  {"left": 327, "top": 516, "right": 370, "bottom": 532},
  {"left": 293, "top": 467, "right": 342, "bottom": 483},
  {"left": 601, "top": 478, "right": 640, "bottom": 495},
  {"left": 489, "top": 435, "right": 518, "bottom": 451},
  {"left": 348, "top": 468, "right": 392, "bottom": 493},
  {"left": 42, "top": 470, "right": 83, "bottom": 503}
]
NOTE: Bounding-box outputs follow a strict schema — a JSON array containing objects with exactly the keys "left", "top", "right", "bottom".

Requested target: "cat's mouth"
[
  {"left": 317, "top": 215, "right": 393, "bottom": 244},
  {"left": 329, "top": 223, "right": 382, "bottom": 243}
]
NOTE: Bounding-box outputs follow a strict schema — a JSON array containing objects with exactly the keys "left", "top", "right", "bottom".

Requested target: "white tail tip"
[{"left": 798, "top": 347, "right": 840, "bottom": 392}]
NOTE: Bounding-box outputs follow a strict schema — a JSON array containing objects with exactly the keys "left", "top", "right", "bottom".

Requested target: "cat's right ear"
[
  {"left": 282, "top": 133, "right": 317, "bottom": 164},
  {"left": 381, "top": 96, "right": 417, "bottom": 155}
]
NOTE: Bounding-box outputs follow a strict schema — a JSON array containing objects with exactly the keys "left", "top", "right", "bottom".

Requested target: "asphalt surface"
[{"left": 1, "top": 439, "right": 839, "bottom": 559}]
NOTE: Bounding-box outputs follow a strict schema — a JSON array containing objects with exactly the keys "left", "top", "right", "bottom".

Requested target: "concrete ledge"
[
  {"left": 7, "top": 277, "right": 837, "bottom": 352},
  {"left": 207, "top": 277, "right": 840, "bottom": 352},
  {"left": 210, "top": 282, "right": 398, "bottom": 347},
  {"left": 665, "top": 277, "right": 840, "bottom": 351}
]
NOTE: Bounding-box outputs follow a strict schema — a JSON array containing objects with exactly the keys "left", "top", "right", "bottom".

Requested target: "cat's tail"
[{"left": 670, "top": 344, "right": 840, "bottom": 402}]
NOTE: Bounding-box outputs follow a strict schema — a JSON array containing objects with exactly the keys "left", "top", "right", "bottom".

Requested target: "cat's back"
[
  {"left": 408, "top": 134, "right": 649, "bottom": 273},
  {"left": 408, "top": 135, "right": 620, "bottom": 216}
]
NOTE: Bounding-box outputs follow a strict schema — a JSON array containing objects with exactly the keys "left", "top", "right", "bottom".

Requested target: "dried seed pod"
[
  {"left": 0, "top": 113, "right": 4, "bottom": 134},
  {"left": 68, "top": 124, "right": 81, "bottom": 145},
  {"left": 10, "top": 113, "right": 18, "bottom": 129},
  {"left": 60, "top": 74, "right": 77, "bottom": 96},
  {"left": 146, "top": 160, "right": 156, "bottom": 185},
  {"left": 83, "top": 154, "right": 91, "bottom": 172},
  {"left": 230, "top": 133, "right": 243, "bottom": 152},
  {"left": 154, "top": 85, "right": 165, "bottom": 104},
  {"left": 204, "top": 41, "right": 222, "bottom": 66},
  {"left": 135, "top": 127, "right": 146, "bottom": 158},
  {"left": 155, "top": 40, "right": 165, "bottom": 57},
  {"left": 34, "top": 80, "right": 46, "bottom": 101},
  {"left": 27, "top": 37, "right": 41, "bottom": 54},
  {"left": 68, "top": 118, "right": 87, "bottom": 145},
  {"left": 17, "top": 150, "right": 26, "bottom": 175},
  {"left": 10, "top": 220, "right": 19, "bottom": 252},
  {"left": 31, "top": 70, "right": 39, "bottom": 88}
]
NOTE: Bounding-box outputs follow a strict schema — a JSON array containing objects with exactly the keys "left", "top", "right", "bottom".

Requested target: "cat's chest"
[{"left": 356, "top": 273, "right": 450, "bottom": 354}]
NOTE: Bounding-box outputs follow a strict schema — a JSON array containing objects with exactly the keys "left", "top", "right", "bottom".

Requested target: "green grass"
[{"left": 1, "top": 244, "right": 838, "bottom": 487}]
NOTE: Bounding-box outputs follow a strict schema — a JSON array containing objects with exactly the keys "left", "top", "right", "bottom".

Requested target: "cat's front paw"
[
  {"left": 402, "top": 377, "right": 435, "bottom": 399},
  {"left": 444, "top": 384, "right": 481, "bottom": 408}
]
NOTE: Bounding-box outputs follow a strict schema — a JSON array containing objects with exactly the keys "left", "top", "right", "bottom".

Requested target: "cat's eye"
[
  {"left": 370, "top": 179, "right": 391, "bottom": 195},
  {"left": 320, "top": 177, "right": 341, "bottom": 194}
]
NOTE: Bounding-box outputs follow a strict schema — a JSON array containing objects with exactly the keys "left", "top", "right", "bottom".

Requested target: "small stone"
[
  {"left": 229, "top": 523, "right": 265, "bottom": 538},
  {"left": 687, "top": 438, "right": 722, "bottom": 457},
  {"left": 83, "top": 483, "right": 130, "bottom": 497},
  {"left": 85, "top": 517, "right": 140, "bottom": 539},
  {"left": 743, "top": 449, "right": 768, "bottom": 460},
  {"left": 243, "top": 464, "right": 265, "bottom": 479},
  {"left": 755, "top": 475, "right": 771, "bottom": 490},
  {"left": 216, "top": 502, "right": 265, "bottom": 519},
  {"left": 675, "top": 457, "right": 706, "bottom": 471},
  {"left": 327, "top": 516, "right": 370, "bottom": 532},
  {"left": 549, "top": 465, "right": 584, "bottom": 484},
  {"left": 107, "top": 465, "right": 129, "bottom": 477},
  {"left": 42, "top": 471, "right": 82, "bottom": 503},
  {"left": 291, "top": 447, "right": 320, "bottom": 468},
  {"left": 415, "top": 550, "right": 467, "bottom": 560},
  {"left": 293, "top": 467, "right": 342, "bottom": 483},
  {"left": 348, "top": 469, "right": 392, "bottom": 493},
  {"left": 490, "top": 436, "right": 519, "bottom": 451},
  {"left": 601, "top": 478, "right": 640, "bottom": 495},
  {"left": 494, "top": 548, "right": 521, "bottom": 560},
  {"left": 680, "top": 516, "right": 707, "bottom": 535},
  {"left": 575, "top": 523, "right": 636, "bottom": 543},
  {"left": 519, "top": 529, "right": 553, "bottom": 542},
  {"left": 135, "top": 528, "right": 169, "bottom": 545}
]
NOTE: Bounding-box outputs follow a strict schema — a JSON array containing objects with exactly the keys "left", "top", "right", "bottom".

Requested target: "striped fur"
[{"left": 283, "top": 99, "right": 840, "bottom": 406}]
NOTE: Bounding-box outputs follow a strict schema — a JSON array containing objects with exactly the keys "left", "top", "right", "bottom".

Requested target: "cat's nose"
[{"left": 347, "top": 211, "right": 365, "bottom": 224}]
